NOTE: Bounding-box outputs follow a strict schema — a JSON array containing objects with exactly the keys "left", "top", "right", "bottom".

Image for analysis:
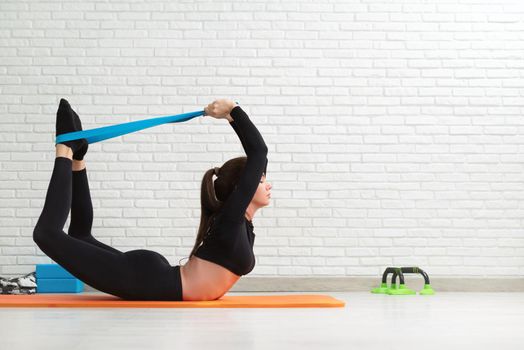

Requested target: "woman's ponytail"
[
  {"left": 187, "top": 157, "right": 247, "bottom": 261},
  {"left": 188, "top": 167, "right": 221, "bottom": 258}
]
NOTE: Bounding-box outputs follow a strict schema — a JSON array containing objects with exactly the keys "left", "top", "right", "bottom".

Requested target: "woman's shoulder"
[{"left": 213, "top": 211, "right": 246, "bottom": 228}]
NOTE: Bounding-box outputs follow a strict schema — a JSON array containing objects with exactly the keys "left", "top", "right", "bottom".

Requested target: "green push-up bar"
[{"left": 371, "top": 266, "right": 435, "bottom": 295}]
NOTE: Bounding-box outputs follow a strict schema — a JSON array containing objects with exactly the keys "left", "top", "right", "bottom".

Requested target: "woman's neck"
[{"left": 245, "top": 203, "right": 258, "bottom": 222}]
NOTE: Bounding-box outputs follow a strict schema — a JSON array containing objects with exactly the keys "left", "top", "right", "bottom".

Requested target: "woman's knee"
[{"left": 33, "top": 225, "right": 55, "bottom": 247}]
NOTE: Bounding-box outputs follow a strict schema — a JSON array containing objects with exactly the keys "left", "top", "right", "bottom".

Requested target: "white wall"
[{"left": 1, "top": 0, "right": 523, "bottom": 279}]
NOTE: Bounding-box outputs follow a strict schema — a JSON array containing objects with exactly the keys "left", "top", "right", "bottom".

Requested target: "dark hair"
[{"left": 186, "top": 156, "right": 248, "bottom": 260}]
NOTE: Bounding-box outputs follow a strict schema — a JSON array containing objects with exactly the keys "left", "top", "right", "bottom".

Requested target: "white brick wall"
[{"left": 1, "top": 0, "right": 523, "bottom": 279}]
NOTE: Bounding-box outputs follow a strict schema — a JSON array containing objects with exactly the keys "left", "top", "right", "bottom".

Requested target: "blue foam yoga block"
[
  {"left": 35, "top": 264, "right": 84, "bottom": 293},
  {"left": 37, "top": 278, "right": 84, "bottom": 293},
  {"left": 36, "top": 263, "right": 77, "bottom": 279}
]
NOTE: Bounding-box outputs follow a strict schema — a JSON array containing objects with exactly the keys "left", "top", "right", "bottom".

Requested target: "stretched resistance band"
[{"left": 55, "top": 109, "right": 206, "bottom": 145}]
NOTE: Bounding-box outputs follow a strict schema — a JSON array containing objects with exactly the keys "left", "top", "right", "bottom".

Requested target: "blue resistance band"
[{"left": 55, "top": 109, "right": 205, "bottom": 145}]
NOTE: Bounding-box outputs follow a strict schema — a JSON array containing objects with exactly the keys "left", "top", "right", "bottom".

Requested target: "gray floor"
[{"left": 1, "top": 292, "right": 523, "bottom": 350}]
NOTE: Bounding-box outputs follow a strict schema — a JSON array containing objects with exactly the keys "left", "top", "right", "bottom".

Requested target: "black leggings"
[{"left": 32, "top": 157, "right": 183, "bottom": 301}]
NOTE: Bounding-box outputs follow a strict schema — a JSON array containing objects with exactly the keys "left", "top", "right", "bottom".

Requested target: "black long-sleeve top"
[{"left": 193, "top": 105, "right": 268, "bottom": 276}]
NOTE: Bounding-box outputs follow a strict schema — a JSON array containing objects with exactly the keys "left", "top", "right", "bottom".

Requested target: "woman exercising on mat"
[{"left": 33, "top": 98, "right": 271, "bottom": 301}]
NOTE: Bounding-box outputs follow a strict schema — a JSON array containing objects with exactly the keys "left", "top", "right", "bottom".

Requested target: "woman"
[{"left": 33, "top": 98, "right": 271, "bottom": 301}]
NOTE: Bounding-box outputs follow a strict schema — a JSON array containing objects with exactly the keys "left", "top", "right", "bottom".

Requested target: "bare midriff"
[{"left": 179, "top": 255, "right": 241, "bottom": 301}]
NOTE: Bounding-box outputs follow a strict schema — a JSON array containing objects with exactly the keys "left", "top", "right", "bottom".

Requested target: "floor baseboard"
[{"left": 83, "top": 277, "right": 524, "bottom": 293}]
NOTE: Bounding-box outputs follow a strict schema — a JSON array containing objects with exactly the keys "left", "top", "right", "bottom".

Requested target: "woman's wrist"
[{"left": 226, "top": 101, "right": 238, "bottom": 122}]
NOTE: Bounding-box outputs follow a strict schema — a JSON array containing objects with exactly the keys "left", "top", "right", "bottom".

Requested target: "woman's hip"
[{"left": 124, "top": 249, "right": 182, "bottom": 301}]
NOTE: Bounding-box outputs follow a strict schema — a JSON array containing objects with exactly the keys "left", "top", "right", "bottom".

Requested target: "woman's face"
[{"left": 251, "top": 174, "right": 272, "bottom": 208}]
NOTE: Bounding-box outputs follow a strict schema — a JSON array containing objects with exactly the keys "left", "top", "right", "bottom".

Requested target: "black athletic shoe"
[{"left": 0, "top": 271, "right": 36, "bottom": 295}]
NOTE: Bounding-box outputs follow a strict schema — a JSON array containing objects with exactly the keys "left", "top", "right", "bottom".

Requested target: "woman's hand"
[{"left": 204, "top": 99, "right": 237, "bottom": 122}]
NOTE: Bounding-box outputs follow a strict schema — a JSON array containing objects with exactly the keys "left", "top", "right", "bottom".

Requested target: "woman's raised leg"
[
  {"left": 68, "top": 159, "right": 123, "bottom": 255},
  {"left": 33, "top": 147, "right": 135, "bottom": 299}
]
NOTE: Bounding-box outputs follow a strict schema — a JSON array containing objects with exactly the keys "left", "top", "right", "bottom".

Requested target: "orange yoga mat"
[{"left": 0, "top": 294, "right": 345, "bottom": 308}]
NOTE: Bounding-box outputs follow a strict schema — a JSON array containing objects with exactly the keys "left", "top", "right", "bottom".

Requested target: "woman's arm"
[
  {"left": 228, "top": 106, "right": 267, "bottom": 156},
  {"left": 204, "top": 99, "right": 268, "bottom": 164},
  {"left": 221, "top": 106, "right": 268, "bottom": 223}
]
